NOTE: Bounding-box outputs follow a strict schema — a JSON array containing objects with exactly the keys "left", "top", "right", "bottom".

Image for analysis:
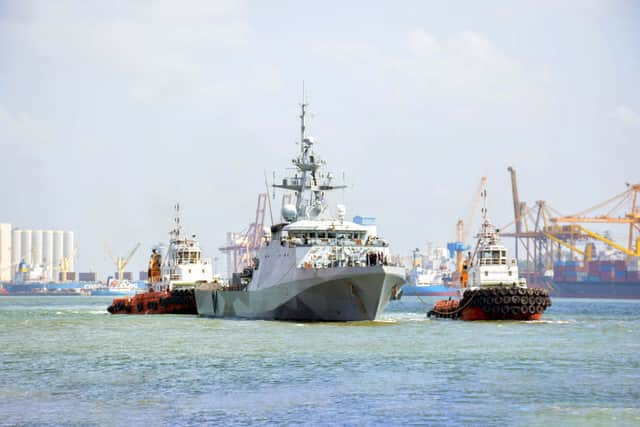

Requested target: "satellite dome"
[{"left": 282, "top": 204, "right": 297, "bottom": 222}]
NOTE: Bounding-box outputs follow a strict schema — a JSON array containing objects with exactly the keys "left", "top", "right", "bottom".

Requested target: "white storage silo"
[
  {"left": 32, "top": 230, "right": 43, "bottom": 267},
  {"left": 53, "top": 230, "right": 64, "bottom": 280},
  {"left": 21, "top": 229, "right": 32, "bottom": 266},
  {"left": 63, "top": 231, "right": 74, "bottom": 272},
  {"left": 0, "top": 224, "right": 11, "bottom": 282},
  {"left": 43, "top": 230, "right": 54, "bottom": 281},
  {"left": 11, "top": 229, "right": 22, "bottom": 276}
]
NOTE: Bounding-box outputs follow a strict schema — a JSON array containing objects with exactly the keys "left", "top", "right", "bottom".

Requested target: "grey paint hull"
[{"left": 195, "top": 266, "right": 405, "bottom": 321}]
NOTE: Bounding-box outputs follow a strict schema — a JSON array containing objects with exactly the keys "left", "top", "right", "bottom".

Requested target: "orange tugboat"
[
  {"left": 107, "top": 205, "right": 213, "bottom": 315},
  {"left": 428, "top": 190, "right": 551, "bottom": 321}
]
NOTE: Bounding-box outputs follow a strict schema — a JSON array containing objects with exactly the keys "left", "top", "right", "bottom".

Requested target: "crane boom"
[
  {"left": 543, "top": 232, "right": 585, "bottom": 256},
  {"left": 573, "top": 225, "right": 639, "bottom": 257},
  {"left": 508, "top": 167, "right": 521, "bottom": 231},
  {"left": 125, "top": 243, "right": 141, "bottom": 265},
  {"left": 462, "top": 176, "right": 487, "bottom": 244}
]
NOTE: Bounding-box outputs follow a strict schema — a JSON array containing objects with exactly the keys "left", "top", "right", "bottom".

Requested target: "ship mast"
[
  {"left": 171, "top": 203, "right": 183, "bottom": 241},
  {"left": 272, "top": 95, "right": 346, "bottom": 220}
]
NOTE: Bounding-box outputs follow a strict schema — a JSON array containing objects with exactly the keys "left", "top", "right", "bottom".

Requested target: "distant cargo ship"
[
  {"left": 1, "top": 282, "right": 84, "bottom": 295},
  {"left": 402, "top": 247, "right": 457, "bottom": 297},
  {"left": 80, "top": 279, "right": 146, "bottom": 297},
  {"left": 549, "top": 259, "right": 640, "bottom": 299}
]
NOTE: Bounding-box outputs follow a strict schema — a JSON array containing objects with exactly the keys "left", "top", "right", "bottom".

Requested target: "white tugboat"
[
  {"left": 428, "top": 189, "right": 551, "bottom": 320},
  {"left": 195, "top": 101, "right": 406, "bottom": 321},
  {"left": 107, "top": 205, "right": 212, "bottom": 315},
  {"left": 154, "top": 204, "right": 213, "bottom": 291}
]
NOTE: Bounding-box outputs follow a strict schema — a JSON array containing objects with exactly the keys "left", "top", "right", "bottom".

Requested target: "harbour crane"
[
  {"left": 501, "top": 172, "right": 640, "bottom": 289},
  {"left": 219, "top": 193, "right": 267, "bottom": 277},
  {"left": 58, "top": 247, "right": 78, "bottom": 281},
  {"left": 106, "top": 243, "right": 141, "bottom": 281},
  {"left": 448, "top": 176, "right": 487, "bottom": 282},
  {"left": 549, "top": 183, "right": 640, "bottom": 256}
]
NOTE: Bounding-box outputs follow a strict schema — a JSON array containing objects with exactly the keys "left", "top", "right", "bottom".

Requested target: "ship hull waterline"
[{"left": 196, "top": 266, "right": 405, "bottom": 321}]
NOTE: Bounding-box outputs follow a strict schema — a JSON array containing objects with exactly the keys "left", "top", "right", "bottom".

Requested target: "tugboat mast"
[{"left": 171, "top": 203, "right": 183, "bottom": 241}]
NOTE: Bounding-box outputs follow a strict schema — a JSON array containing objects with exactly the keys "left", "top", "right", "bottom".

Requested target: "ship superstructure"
[
  {"left": 157, "top": 205, "right": 213, "bottom": 291},
  {"left": 195, "top": 101, "right": 405, "bottom": 321},
  {"left": 466, "top": 211, "right": 524, "bottom": 289}
]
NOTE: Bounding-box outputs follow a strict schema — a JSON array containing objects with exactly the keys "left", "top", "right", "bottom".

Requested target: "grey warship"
[{"left": 195, "top": 101, "right": 405, "bottom": 321}]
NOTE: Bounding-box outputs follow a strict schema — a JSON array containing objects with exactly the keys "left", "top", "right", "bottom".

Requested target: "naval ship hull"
[{"left": 195, "top": 266, "right": 405, "bottom": 321}]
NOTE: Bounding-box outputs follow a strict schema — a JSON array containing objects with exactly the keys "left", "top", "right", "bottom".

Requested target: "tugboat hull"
[
  {"left": 107, "top": 289, "right": 196, "bottom": 315},
  {"left": 428, "top": 287, "right": 551, "bottom": 321}
]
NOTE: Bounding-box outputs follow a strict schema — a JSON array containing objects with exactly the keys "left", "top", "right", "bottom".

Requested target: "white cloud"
[
  {"left": 314, "top": 30, "right": 553, "bottom": 119},
  {"left": 0, "top": 107, "right": 49, "bottom": 147},
  {"left": 7, "top": 0, "right": 267, "bottom": 99},
  {"left": 611, "top": 106, "right": 640, "bottom": 128},
  {"left": 408, "top": 30, "right": 440, "bottom": 57}
]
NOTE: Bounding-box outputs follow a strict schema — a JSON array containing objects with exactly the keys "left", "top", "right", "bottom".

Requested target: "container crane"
[
  {"left": 58, "top": 247, "right": 78, "bottom": 281},
  {"left": 550, "top": 183, "right": 640, "bottom": 256},
  {"left": 447, "top": 176, "right": 487, "bottom": 282},
  {"left": 508, "top": 166, "right": 522, "bottom": 259},
  {"left": 219, "top": 193, "right": 267, "bottom": 277},
  {"left": 501, "top": 177, "right": 640, "bottom": 287},
  {"left": 106, "top": 243, "right": 141, "bottom": 281}
]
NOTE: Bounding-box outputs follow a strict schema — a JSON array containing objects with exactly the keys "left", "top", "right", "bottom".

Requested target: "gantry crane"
[
  {"left": 58, "top": 247, "right": 78, "bottom": 281},
  {"left": 501, "top": 170, "right": 640, "bottom": 288},
  {"left": 549, "top": 183, "right": 640, "bottom": 256},
  {"left": 448, "top": 176, "right": 487, "bottom": 282},
  {"left": 219, "top": 193, "right": 268, "bottom": 277},
  {"left": 106, "top": 243, "right": 141, "bottom": 281}
]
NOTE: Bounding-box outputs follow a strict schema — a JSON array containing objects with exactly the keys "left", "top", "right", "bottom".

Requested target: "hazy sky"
[{"left": 1, "top": 0, "right": 638, "bottom": 277}]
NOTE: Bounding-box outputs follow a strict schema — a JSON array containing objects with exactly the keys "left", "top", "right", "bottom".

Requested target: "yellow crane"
[
  {"left": 550, "top": 183, "right": 640, "bottom": 257},
  {"left": 58, "top": 248, "right": 78, "bottom": 281},
  {"left": 106, "top": 243, "right": 141, "bottom": 281}
]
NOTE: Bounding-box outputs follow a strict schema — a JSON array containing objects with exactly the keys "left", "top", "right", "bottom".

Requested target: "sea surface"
[{"left": 0, "top": 296, "right": 638, "bottom": 426}]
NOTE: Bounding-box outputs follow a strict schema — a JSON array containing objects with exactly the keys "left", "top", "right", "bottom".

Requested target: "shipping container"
[
  {"left": 600, "top": 272, "right": 614, "bottom": 281},
  {"left": 615, "top": 272, "right": 627, "bottom": 281},
  {"left": 627, "top": 271, "right": 640, "bottom": 280},
  {"left": 78, "top": 272, "right": 97, "bottom": 282}
]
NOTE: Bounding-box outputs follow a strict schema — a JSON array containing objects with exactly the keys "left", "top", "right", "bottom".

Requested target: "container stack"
[{"left": 554, "top": 259, "right": 638, "bottom": 283}]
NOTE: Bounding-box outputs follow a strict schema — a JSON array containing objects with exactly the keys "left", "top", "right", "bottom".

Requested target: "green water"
[{"left": 0, "top": 296, "right": 638, "bottom": 426}]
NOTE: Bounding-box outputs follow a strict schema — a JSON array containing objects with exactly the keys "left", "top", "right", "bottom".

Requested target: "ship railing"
[
  {"left": 298, "top": 248, "right": 401, "bottom": 269},
  {"left": 286, "top": 238, "right": 388, "bottom": 248}
]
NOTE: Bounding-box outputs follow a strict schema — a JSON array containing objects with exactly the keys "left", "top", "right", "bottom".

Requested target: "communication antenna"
[
  {"left": 272, "top": 171, "right": 276, "bottom": 200},
  {"left": 264, "top": 170, "right": 274, "bottom": 226},
  {"left": 481, "top": 189, "right": 488, "bottom": 220},
  {"left": 300, "top": 82, "right": 307, "bottom": 147}
]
